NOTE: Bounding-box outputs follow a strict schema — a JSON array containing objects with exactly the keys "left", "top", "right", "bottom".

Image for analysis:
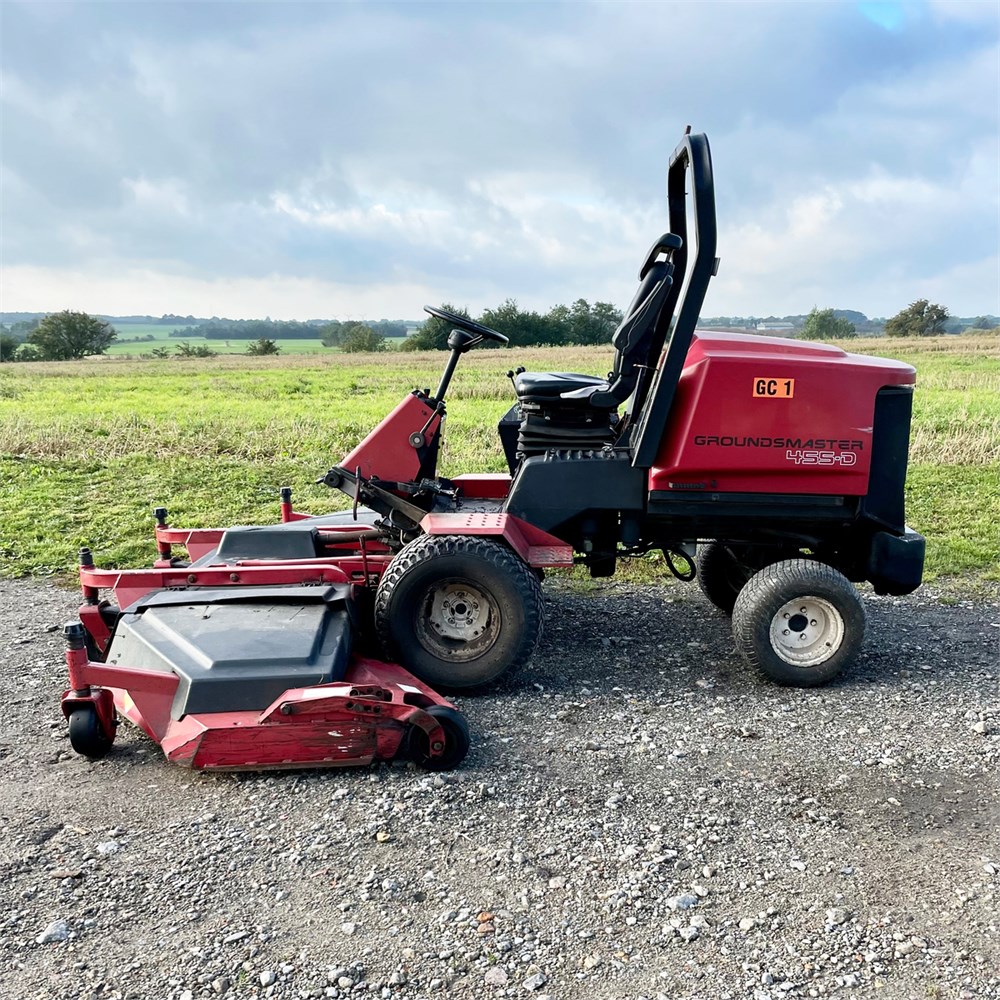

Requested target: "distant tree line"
[
  {"left": 320, "top": 319, "right": 407, "bottom": 346},
  {"left": 170, "top": 318, "right": 410, "bottom": 341},
  {"left": 3, "top": 299, "right": 996, "bottom": 363},
  {"left": 402, "top": 298, "right": 624, "bottom": 351},
  {"left": 177, "top": 319, "right": 324, "bottom": 340}
]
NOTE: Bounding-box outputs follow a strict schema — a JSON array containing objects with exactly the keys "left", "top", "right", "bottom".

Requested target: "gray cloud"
[{"left": 2, "top": 0, "right": 997, "bottom": 318}]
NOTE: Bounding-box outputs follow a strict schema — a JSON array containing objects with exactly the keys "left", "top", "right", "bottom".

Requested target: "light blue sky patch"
[{"left": 858, "top": 1, "right": 908, "bottom": 31}]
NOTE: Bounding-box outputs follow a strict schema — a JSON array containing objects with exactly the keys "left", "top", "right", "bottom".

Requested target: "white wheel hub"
[
  {"left": 768, "top": 596, "right": 845, "bottom": 667},
  {"left": 427, "top": 583, "right": 489, "bottom": 641}
]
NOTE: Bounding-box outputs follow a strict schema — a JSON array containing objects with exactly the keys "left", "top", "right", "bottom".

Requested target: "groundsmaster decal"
[
  {"left": 692, "top": 435, "right": 865, "bottom": 468},
  {"left": 693, "top": 435, "right": 864, "bottom": 449}
]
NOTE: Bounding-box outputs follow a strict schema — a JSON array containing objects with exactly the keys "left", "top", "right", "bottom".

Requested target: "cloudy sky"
[{"left": 2, "top": 0, "right": 998, "bottom": 321}]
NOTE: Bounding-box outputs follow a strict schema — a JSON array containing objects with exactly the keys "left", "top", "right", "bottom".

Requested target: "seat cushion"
[{"left": 514, "top": 371, "right": 607, "bottom": 401}]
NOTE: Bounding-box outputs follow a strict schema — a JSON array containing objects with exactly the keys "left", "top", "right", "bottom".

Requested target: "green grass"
[
  {"left": 104, "top": 331, "right": 336, "bottom": 356},
  {"left": 0, "top": 336, "right": 997, "bottom": 587}
]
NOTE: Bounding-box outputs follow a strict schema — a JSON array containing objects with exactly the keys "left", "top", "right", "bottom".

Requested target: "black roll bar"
[{"left": 631, "top": 131, "right": 719, "bottom": 468}]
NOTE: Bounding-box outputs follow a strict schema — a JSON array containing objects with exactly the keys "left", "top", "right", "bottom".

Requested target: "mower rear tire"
[
  {"left": 375, "top": 534, "right": 543, "bottom": 688},
  {"left": 405, "top": 705, "right": 471, "bottom": 771},
  {"left": 731, "top": 559, "right": 865, "bottom": 687},
  {"left": 68, "top": 705, "right": 116, "bottom": 760},
  {"left": 696, "top": 541, "right": 753, "bottom": 615}
]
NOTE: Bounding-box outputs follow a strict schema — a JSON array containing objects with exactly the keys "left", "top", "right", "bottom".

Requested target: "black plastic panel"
[
  {"left": 505, "top": 449, "right": 645, "bottom": 535},
  {"left": 858, "top": 386, "right": 913, "bottom": 532},
  {"left": 107, "top": 589, "right": 354, "bottom": 719}
]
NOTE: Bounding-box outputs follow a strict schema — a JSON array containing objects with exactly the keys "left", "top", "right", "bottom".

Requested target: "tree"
[
  {"left": 0, "top": 333, "right": 19, "bottom": 362},
  {"left": 10, "top": 318, "right": 40, "bottom": 338},
  {"left": 14, "top": 343, "right": 42, "bottom": 362},
  {"left": 970, "top": 316, "right": 998, "bottom": 332},
  {"left": 884, "top": 299, "right": 950, "bottom": 337},
  {"left": 341, "top": 323, "right": 387, "bottom": 353},
  {"left": 246, "top": 337, "right": 281, "bottom": 356},
  {"left": 565, "top": 298, "right": 622, "bottom": 345},
  {"left": 28, "top": 310, "right": 117, "bottom": 359},
  {"left": 479, "top": 298, "right": 564, "bottom": 346},
  {"left": 175, "top": 341, "right": 217, "bottom": 358},
  {"left": 799, "top": 307, "right": 856, "bottom": 340}
]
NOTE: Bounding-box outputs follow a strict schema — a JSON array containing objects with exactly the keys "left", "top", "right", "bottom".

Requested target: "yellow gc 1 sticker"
[{"left": 753, "top": 377, "right": 795, "bottom": 398}]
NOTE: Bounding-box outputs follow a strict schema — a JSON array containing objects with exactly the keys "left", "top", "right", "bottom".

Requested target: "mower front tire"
[
  {"left": 696, "top": 541, "right": 753, "bottom": 615},
  {"left": 405, "top": 705, "right": 471, "bottom": 771},
  {"left": 731, "top": 559, "right": 865, "bottom": 687},
  {"left": 68, "top": 705, "right": 116, "bottom": 760},
  {"left": 374, "top": 534, "right": 543, "bottom": 689}
]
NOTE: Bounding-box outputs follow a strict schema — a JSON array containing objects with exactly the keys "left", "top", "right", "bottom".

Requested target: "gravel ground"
[{"left": 1, "top": 577, "right": 998, "bottom": 1000}]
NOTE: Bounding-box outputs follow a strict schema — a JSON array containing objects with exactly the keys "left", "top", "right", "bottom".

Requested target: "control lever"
[{"left": 506, "top": 366, "right": 526, "bottom": 390}]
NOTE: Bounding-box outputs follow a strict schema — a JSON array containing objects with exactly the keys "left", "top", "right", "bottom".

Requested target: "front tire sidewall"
[
  {"left": 732, "top": 559, "right": 865, "bottom": 687},
  {"left": 376, "top": 536, "right": 542, "bottom": 689}
]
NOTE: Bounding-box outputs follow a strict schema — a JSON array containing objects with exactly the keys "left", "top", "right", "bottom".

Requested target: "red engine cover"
[{"left": 649, "top": 332, "right": 916, "bottom": 496}]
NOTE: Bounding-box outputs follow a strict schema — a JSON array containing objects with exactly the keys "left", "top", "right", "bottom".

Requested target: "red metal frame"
[
  {"left": 451, "top": 473, "right": 512, "bottom": 500},
  {"left": 420, "top": 511, "right": 574, "bottom": 567},
  {"left": 341, "top": 393, "right": 443, "bottom": 483}
]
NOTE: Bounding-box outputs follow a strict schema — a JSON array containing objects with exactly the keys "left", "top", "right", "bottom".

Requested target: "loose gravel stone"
[
  {"left": 35, "top": 919, "right": 70, "bottom": 944},
  {"left": 2, "top": 578, "right": 999, "bottom": 999}
]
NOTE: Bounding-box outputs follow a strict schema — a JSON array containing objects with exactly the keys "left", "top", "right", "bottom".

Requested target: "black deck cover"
[{"left": 106, "top": 585, "right": 353, "bottom": 719}]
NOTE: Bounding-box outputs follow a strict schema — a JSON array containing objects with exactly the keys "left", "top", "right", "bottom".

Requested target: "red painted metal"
[
  {"left": 420, "top": 511, "right": 574, "bottom": 567},
  {"left": 649, "top": 332, "right": 917, "bottom": 496},
  {"left": 340, "top": 393, "right": 441, "bottom": 483},
  {"left": 61, "top": 685, "right": 117, "bottom": 739},
  {"left": 451, "top": 473, "right": 512, "bottom": 499},
  {"left": 78, "top": 603, "right": 112, "bottom": 655},
  {"left": 154, "top": 526, "right": 225, "bottom": 562}
]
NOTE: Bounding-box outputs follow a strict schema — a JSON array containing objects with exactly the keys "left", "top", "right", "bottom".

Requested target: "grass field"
[
  {"left": 0, "top": 335, "right": 997, "bottom": 589},
  {"left": 104, "top": 324, "right": 340, "bottom": 357}
]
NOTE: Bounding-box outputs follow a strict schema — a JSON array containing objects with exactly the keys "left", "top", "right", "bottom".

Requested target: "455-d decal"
[{"left": 786, "top": 449, "right": 857, "bottom": 467}]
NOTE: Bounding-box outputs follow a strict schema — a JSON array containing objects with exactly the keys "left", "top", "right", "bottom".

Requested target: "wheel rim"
[
  {"left": 415, "top": 578, "right": 500, "bottom": 662},
  {"left": 768, "top": 595, "right": 845, "bottom": 667}
]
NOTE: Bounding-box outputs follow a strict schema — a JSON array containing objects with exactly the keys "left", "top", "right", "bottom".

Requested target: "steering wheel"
[{"left": 424, "top": 305, "right": 509, "bottom": 345}]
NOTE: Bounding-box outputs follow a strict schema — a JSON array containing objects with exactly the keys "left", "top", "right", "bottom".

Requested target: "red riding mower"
[{"left": 62, "top": 130, "right": 924, "bottom": 769}]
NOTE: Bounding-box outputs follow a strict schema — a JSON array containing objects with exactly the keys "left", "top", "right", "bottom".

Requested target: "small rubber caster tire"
[
  {"left": 696, "top": 541, "right": 753, "bottom": 615},
  {"left": 731, "top": 559, "right": 865, "bottom": 687},
  {"left": 405, "top": 705, "right": 470, "bottom": 771},
  {"left": 68, "top": 706, "right": 116, "bottom": 760}
]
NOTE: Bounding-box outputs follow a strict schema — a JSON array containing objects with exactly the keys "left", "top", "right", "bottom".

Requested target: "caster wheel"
[
  {"left": 68, "top": 705, "right": 116, "bottom": 760},
  {"left": 405, "top": 705, "right": 470, "bottom": 771}
]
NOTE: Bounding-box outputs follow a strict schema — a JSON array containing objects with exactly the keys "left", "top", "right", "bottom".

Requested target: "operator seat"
[
  {"left": 508, "top": 233, "right": 682, "bottom": 461},
  {"left": 513, "top": 233, "right": 681, "bottom": 411}
]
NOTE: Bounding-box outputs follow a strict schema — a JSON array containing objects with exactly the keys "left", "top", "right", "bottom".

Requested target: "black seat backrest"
[
  {"left": 575, "top": 235, "right": 680, "bottom": 407},
  {"left": 613, "top": 264, "right": 668, "bottom": 356}
]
